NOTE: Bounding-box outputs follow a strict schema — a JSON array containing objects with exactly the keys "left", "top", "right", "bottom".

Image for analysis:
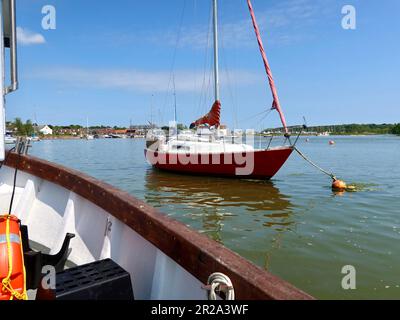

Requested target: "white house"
[{"left": 38, "top": 125, "right": 53, "bottom": 135}]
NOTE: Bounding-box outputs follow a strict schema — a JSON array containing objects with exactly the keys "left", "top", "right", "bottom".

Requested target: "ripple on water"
[{"left": 29, "top": 136, "right": 400, "bottom": 299}]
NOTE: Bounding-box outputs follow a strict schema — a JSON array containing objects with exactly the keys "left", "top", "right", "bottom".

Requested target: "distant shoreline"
[
  {"left": 30, "top": 133, "right": 398, "bottom": 140},
  {"left": 258, "top": 133, "right": 396, "bottom": 137},
  {"left": 40, "top": 135, "right": 81, "bottom": 140}
]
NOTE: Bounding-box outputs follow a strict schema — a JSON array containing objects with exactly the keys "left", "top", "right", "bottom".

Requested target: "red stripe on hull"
[{"left": 145, "top": 147, "right": 293, "bottom": 180}]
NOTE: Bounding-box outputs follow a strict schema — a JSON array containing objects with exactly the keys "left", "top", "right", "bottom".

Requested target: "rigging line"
[
  {"left": 162, "top": 0, "right": 187, "bottom": 122},
  {"left": 251, "top": 109, "right": 273, "bottom": 135},
  {"left": 255, "top": 109, "right": 272, "bottom": 128},
  {"left": 204, "top": 12, "right": 214, "bottom": 114},
  {"left": 202, "top": 46, "right": 214, "bottom": 116},
  {"left": 201, "top": 3, "right": 216, "bottom": 116},
  {"left": 231, "top": 32, "right": 239, "bottom": 130},
  {"left": 8, "top": 152, "right": 20, "bottom": 215},
  {"left": 240, "top": 109, "right": 270, "bottom": 124},
  {"left": 218, "top": 14, "right": 239, "bottom": 129},
  {"left": 294, "top": 147, "right": 336, "bottom": 180},
  {"left": 219, "top": 19, "right": 238, "bottom": 130},
  {"left": 191, "top": 9, "right": 199, "bottom": 104},
  {"left": 197, "top": 1, "right": 213, "bottom": 116}
]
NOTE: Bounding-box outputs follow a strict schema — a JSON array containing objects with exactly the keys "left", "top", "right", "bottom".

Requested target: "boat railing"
[
  {"left": 266, "top": 134, "right": 274, "bottom": 150},
  {"left": 168, "top": 130, "right": 302, "bottom": 150}
]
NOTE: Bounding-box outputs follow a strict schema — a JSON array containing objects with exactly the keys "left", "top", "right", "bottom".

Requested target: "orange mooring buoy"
[{"left": 332, "top": 179, "right": 347, "bottom": 192}]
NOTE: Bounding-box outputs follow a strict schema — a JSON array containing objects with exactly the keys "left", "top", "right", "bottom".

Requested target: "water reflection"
[
  {"left": 144, "top": 168, "right": 295, "bottom": 243},
  {"left": 29, "top": 137, "right": 400, "bottom": 298}
]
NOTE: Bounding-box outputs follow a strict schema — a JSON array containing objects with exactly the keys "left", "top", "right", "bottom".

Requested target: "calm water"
[{"left": 30, "top": 135, "right": 400, "bottom": 299}]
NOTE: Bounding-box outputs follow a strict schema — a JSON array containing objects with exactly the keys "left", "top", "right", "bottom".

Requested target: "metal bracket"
[
  {"left": 21, "top": 224, "right": 75, "bottom": 290},
  {"left": 104, "top": 217, "right": 112, "bottom": 236},
  {"left": 13, "top": 137, "right": 32, "bottom": 155}
]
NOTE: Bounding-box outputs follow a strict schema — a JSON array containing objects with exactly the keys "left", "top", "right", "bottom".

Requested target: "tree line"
[
  {"left": 5, "top": 119, "right": 130, "bottom": 136},
  {"left": 392, "top": 124, "right": 400, "bottom": 135},
  {"left": 266, "top": 123, "right": 400, "bottom": 135},
  {"left": 6, "top": 118, "right": 35, "bottom": 136},
  {"left": 305, "top": 123, "right": 396, "bottom": 135},
  {"left": 6, "top": 119, "right": 400, "bottom": 136}
]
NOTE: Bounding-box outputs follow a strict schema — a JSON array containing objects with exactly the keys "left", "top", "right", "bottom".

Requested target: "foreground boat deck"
[{"left": 1, "top": 152, "right": 313, "bottom": 300}]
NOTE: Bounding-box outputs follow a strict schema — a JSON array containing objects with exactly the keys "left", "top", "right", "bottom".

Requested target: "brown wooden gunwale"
[{"left": 4, "top": 152, "right": 313, "bottom": 300}]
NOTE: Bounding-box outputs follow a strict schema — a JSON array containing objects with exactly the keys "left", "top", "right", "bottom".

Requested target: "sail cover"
[
  {"left": 247, "top": 0, "right": 288, "bottom": 133},
  {"left": 190, "top": 100, "right": 221, "bottom": 129}
]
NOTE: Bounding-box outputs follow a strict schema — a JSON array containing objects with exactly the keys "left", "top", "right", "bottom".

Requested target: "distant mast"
[
  {"left": 173, "top": 75, "right": 177, "bottom": 125},
  {"left": 212, "top": 0, "right": 220, "bottom": 102}
]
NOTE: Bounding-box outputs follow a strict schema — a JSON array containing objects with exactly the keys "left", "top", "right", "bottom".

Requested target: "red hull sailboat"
[
  {"left": 145, "top": 0, "right": 293, "bottom": 179},
  {"left": 145, "top": 147, "right": 293, "bottom": 179}
]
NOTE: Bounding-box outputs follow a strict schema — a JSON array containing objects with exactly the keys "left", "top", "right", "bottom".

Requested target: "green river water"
[{"left": 30, "top": 135, "right": 400, "bottom": 299}]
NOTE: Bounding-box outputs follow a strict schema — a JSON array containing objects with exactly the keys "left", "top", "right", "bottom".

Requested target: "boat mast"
[
  {"left": 212, "top": 0, "right": 220, "bottom": 102},
  {"left": 173, "top": 75, "right": 177, "bottom": 125}
]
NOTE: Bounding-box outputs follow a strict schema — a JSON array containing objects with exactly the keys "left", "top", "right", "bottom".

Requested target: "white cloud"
[
  {"left": 26, "top": 67, "right": 259, "bottom": 93},
  {"left": 83, "top": 0, "right": 333, "bottom": 50},
  {"left": 17, "top": 27, "right": 46, "bottom": 45},
  {"left": 150, "top": 0, "right": 333, "bottom": 49}
]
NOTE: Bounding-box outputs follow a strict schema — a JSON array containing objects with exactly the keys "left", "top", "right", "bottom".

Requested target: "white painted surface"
[
  {"left": 0, "top": 165, "right": 206, "bottom": 300},
  {"left": 38, "top": 125, "right": 53, "bottom": 135}
]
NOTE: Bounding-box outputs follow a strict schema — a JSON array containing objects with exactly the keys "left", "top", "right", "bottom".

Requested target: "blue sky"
[{"left": 6, "top": 0, "right": 400, "bottom": 129}]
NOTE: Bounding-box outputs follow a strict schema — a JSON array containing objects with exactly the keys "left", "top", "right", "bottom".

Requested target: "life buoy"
[{"left": 0, "top": 215, "right": 27, "bottom": 300}]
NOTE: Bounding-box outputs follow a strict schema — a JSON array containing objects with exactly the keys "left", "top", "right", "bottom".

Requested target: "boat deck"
[{"left": 1, "top": 152, "right": 312, "bottom": 300}]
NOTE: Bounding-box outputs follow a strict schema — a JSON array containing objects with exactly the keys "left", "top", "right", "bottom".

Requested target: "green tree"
[
  {"left": 177, "top": 123, "right": 188, "bottom": 131},
  {"left": 13, "top": 118, "right": 35, "bottom": 136},
  {"left": 392, "top": 124, "right": 400, "bottom": 135},
  {"left": 14, "top": 118, "right": 25, "bottom": 135},
  {"left": 24, "top": 120, "right": 34, "bottom": 136}
]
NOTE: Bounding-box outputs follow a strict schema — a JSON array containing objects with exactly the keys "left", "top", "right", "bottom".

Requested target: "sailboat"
[
  {"left": 4, "top": 131, "right": 16, "bottom": 144},
  {"left": 85, "top": 117, "right": 94, "bottom": 140},
  {"left": 145, "top": 0, "right": 294, "bottom": 179},
  {"left": 0, "top": 0, "right": 312, "bottom": 300}
]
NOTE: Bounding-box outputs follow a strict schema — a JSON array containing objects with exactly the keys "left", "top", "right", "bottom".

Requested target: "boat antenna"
[
  {"left": 212, "top": 0, "right": 220, "bottom": 102},
  {"left": 150, "top": 94, "right": 154, "bottom": 126}
]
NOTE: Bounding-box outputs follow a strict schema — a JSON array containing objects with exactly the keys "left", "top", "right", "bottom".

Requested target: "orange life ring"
[{"left": 0, "top": 215, "right": 26, "bottom": 300}]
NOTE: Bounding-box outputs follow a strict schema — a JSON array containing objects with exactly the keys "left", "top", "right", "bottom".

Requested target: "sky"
[{"left": 6, "top": 0, "right": 400, "bottom": 129}]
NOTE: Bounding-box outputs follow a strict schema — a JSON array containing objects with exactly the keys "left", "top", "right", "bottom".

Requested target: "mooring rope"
[
  {"left": 207, "top": 272, "right": 235, "bottom": 301},
  {"left": 294, "top": 146, "right": 336, "bottom": 181}
]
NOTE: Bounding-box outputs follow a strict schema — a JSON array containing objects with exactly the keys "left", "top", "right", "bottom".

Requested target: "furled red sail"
[
  {"left": 190, "top": 100, "right": 221, "bottom": 129},
  {"left": 247, "top": 0, "right": 288, "bottom": 134}
]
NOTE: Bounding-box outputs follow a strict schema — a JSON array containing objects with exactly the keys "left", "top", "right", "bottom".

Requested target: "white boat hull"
[{"left": 0, "top": 165, "right": 204, "bottom": 299}]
